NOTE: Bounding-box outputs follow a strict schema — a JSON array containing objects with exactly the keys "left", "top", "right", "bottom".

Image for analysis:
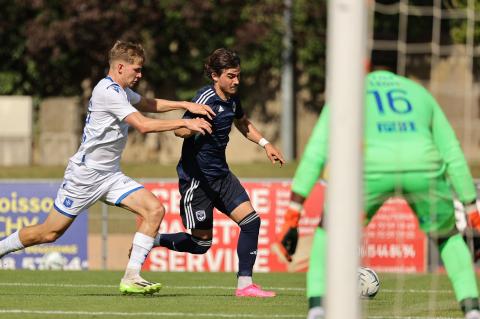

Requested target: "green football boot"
[{"left": 119, "top": 277, "right": 162, "bottom": 295}]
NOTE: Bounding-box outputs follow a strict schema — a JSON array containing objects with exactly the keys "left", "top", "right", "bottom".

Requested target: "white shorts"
[{"left": 54, "top": 161, "right": 144, "bottom": 218}]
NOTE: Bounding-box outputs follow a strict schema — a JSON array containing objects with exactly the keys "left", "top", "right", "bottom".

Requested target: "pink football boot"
[{"left": 235, "top": 284, "right": 276, "bottom": 297}]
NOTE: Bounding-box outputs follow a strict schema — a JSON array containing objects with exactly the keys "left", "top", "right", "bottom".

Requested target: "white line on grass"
[
  {"left": 0, "top": 309, "right": 304, "bottom": 318},
  {"left": 379, "top": 289, "right": 453, "bottom": 294},
  {"left": 0, "top": 282, "right": 305, "bottom": 291},
  {"left": 0, "top": 282, "right": 455, "bottom": 294},
  {"left": 0, "top": 310, "right": 464, "bottom": 319}
]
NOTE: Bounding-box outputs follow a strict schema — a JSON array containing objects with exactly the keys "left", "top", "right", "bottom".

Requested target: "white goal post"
[{"left": 325, "top": 1, "right": 367, "bottom": 318}]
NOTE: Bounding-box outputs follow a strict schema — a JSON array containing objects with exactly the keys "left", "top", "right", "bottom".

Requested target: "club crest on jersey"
[
  {"left": 63, "top": 197, "right": 74, "bottom": 208},
  {"left": 195, "top": 210, "right": 206, "bottom": 221}
]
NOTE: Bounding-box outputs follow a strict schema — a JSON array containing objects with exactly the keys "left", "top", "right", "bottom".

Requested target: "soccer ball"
[
  {"left": 42, "top": 252, "right": 66, "bottom": 270},
  {"left": 358, "top": 267, "right": 380, "bottom": 298}
]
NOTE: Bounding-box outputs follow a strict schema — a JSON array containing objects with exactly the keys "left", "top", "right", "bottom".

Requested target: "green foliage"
[
  {"left": 1, "top": 1, "right": 326, "bottom": 114},
  {"left": 293, "top": 0, "right": 327, "bottom": 111},
  {"left": 448, "top": 1, "right": 480, "bottom": 44}
]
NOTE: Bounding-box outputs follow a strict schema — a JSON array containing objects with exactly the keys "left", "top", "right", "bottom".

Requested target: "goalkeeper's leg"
[
  {"left": 307, "top": 226, "right": 326, "bottom": 319},
  {"left": 439, "top": 233, "right": 480, "bottom": 317},
  {"left": 405, "top": 172, "right": 480, "bottom": 318}
]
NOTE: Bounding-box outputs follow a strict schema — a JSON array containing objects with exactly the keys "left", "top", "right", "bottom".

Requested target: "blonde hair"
[{"left": 108, "top": 40, "right": 145, "bottom": 65}]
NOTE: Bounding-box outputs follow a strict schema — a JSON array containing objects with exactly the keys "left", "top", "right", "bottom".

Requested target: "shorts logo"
[
  {"left": 195, "top": 210, "right": 206, "bottom": 222},
  {"left": 63, "top": 197, "right": 74, "bottom": 208}
]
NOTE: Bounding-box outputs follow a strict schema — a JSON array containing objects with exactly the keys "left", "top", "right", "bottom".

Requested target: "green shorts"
[{"left": 364, "top": 170, "right": 455, "bottom": 235}]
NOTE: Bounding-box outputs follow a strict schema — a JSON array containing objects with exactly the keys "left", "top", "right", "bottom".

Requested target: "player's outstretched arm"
[
  {"left": 134, "top": 97, "right": 215, "bottom": 120},
  {"left": 174, "top": 127, "right": 195, "bottom": 139},
  {"left": 124, "top": 112, "right": 212, "bottom": 135},
  {"left": 234, "top": 116, "right": 286, "bottom": 166}
]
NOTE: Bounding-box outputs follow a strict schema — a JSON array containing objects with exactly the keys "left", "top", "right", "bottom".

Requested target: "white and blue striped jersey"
[{"left": 70, "top": 76, "right": 140, "bottom": 171}]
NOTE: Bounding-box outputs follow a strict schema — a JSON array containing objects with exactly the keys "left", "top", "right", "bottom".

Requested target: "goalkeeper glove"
[
  {"left": 274, "top": 202, "right": 302, "bottom": 262},
  {"left": 465, "top": 200, "right": 480, "bottom": 232}
]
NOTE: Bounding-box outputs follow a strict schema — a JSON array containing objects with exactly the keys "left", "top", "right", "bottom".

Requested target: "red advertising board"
[
  {"left": 362, "top": 198, "right": 426, "bottom": 273},
  {"left": 142, "top": 181, "right": 426, "bottom": 273}
]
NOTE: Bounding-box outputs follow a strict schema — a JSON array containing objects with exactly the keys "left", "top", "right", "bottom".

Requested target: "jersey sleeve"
[
  {"left": 183, "top": 90, "right": 209, "bottom": 119},
  {"left": 125, "top": 88, "right": 141, "bottom": 105},
  {"left": 102, "top": 85, "right": 138, "bottom": 121},
  {"left": 430, "top": 92, "right": 477, "bottom": 203},
  {"left": 292, "top": 106, "right": 330, "bottom": 197}
]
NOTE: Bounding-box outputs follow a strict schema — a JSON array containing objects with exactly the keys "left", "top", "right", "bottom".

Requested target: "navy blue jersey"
[{"left": 177, "top": 85, "right": 245, "bottom": 181}]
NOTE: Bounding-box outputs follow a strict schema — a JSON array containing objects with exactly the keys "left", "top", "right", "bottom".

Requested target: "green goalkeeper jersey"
[{"left": 292, "top": 70, "right": 476, "bottom": 204}]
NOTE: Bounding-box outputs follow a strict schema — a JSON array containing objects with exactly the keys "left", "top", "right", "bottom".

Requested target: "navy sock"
[
  {"left": 237, "top": 212, "right": 261, "bottom": 277},
  {"left": 155, "top": 232, "right": 211, "bottom": 254}
]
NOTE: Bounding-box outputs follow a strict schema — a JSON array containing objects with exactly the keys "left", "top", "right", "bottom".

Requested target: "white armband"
[{"left": 258, "top": 138, "right": 270, "bottom": 148}]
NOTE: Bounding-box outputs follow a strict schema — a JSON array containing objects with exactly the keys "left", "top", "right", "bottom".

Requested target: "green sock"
[
  {"left": 440, "top": 233, "right": 479, "bottom": 302},
  {"left": 307, "top": 227, "right": 326, "bottom": 303}
]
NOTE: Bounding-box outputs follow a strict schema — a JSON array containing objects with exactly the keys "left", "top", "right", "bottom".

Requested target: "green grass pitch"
[{"left": 0, "top": 270, "right": 472, "bottom": 318}]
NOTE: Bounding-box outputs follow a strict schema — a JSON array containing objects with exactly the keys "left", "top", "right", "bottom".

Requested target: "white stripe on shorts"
[{"left": 184, "top": 178, "right": 200, "bottom": 228}]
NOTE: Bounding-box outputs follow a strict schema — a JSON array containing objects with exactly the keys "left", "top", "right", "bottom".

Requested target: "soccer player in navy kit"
[{"left": 152, "top": 48, "right": 285, "bottom": 297}]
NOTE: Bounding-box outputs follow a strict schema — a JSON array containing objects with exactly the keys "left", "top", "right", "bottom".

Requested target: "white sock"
[
  {"left": 237, "top": 276, "right": 253, "bottom": 289},
  {"left": 466, "top": 309, "right": 480, "bottom": 319},
  {"left": 307, "top": 307, "right": 325, "bottom": 319},
  {"left": 0, "top": 231, "right": 24, "bottom": 257},
  {"left": 124, "top": 232, "right": 154, "bottom": 278}
]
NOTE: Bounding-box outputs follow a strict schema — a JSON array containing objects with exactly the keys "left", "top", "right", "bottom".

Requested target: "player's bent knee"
[
  {"left": 144, "top": 203, "right": 165, "bottom": 224},
  {"left": 239, "top": 212, "right": 261, "bottom": 232},
  {"left": 151, "top": 203, "right": 165, "bottom": 220},
  {"left": 191, "top": 236, "right": 212, "bottom": 254}
]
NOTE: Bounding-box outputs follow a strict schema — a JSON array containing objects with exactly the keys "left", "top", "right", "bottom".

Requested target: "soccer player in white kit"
[{"left": 0, "top": 40, "right": 215, "bottom": 295}]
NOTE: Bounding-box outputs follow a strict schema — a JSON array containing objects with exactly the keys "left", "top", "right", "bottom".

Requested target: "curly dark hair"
[{"left": 204, "top": 48, "right": 241, "bottom": 80}]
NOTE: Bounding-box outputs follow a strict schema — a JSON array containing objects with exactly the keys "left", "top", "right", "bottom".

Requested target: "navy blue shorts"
[{"left": 179, "top": 172, "right": 250, "bottom": 230}]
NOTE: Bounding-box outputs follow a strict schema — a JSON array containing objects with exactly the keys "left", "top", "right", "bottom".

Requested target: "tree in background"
[{"left": 0, "top": 0, "right": 327, "bottom": 115}]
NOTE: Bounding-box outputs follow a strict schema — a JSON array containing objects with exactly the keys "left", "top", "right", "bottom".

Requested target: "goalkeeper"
[{"left": 276, "top": 54, "right": 480, "bottom": 319}]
